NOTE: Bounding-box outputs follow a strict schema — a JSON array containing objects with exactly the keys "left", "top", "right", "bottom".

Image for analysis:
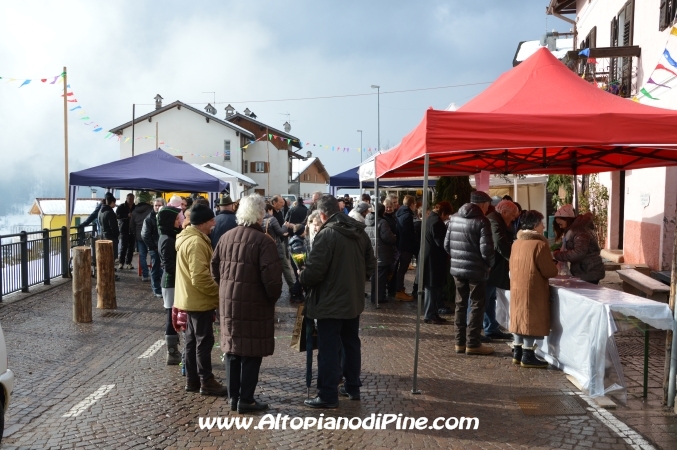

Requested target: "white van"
[{"left": 0, "top": 323, "right": 14, "bottom": 444}]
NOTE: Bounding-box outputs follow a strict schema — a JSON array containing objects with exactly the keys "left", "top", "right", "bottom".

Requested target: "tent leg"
[
  {"left": 412, "top": 154, "right": 429, "bottom": 395},
  {"left": 374, "top": 177, "right": 379, "bottom": 310}
]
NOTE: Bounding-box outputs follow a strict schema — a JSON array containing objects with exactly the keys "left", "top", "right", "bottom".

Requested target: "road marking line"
[
  {"left": 574, "top": 392, "right": 655, "bottom": 450},
  {"left": 138, "top": 340, "right": 165, "bottom": 358},
  {"left": 62, "top": 384, "right": 115, "bottom": 418}
]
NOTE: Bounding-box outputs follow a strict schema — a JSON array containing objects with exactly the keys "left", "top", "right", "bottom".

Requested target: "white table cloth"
[{"left": 496, "top": 277, "right": 674, "bottom": 397}]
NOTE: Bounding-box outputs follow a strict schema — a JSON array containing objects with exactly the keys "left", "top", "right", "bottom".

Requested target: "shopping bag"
[{"left": 290, "top": 304, "right": 318, "bottom": 352}]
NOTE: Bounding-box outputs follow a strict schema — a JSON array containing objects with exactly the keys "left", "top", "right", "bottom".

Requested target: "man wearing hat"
[
  {"left": 348, "top": 202, "right": 370, "bottom": 223},
  {"left": 444, "top": 190, "right": 496, "bottom": 356},
  {"left": 211, "top": 195, "right": 238, "bottom": 249},
  {"left": 174, "top": 204, "right": 228, "bottom": 396}
]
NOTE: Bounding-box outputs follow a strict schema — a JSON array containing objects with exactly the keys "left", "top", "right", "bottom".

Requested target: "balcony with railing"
[{"left": 564, "top": 46, "right": 641, "bottom": 98}]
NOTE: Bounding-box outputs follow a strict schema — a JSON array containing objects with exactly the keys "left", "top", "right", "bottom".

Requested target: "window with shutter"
[
  {"left": 659, "top": 0, "right": 677, "bottom": 31},
  {"left": 243, "top": 159, "right": 248, "bottom": 174},
  {"left": 223, "top": 140, "right": 231, "bottom": 161}
]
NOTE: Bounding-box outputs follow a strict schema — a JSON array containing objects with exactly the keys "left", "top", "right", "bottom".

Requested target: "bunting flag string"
[
  {"left": 634, "top": 27, "right": 677, "bottom": 102},
  {"left": 0, "top": 72, "right": 65, "bottom": 86}
]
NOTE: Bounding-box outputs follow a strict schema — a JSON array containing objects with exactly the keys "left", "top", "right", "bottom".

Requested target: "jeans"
[
  {"left": 149, "top": 250, "right": 162, "bottom": 294},
  {"left": 225, "top": 354, "right": 263, "bottom": 403},
  {"left": 454, "top": 277, "right": 486, "bottom": 348},
  {"left": 424, "top": 286, "right": 443, "bottom": 320},
  {"left": 185, "top": 310, "right": 215, "bottom": 384},
  {"left": 316, "top": 316, "right": 362, "bottom": 403},
  {"left": 119, "top": 233, "right": 135, "bottom": 265},
  {"left": 396, "top": 251, "right": 413, "bottom": 292},
  {"left": 483, "top": 284, "right": 500, "bottom": 335},
  {"left": 370, "top": 266, "right": 389, "bottom": 303},
  {"left": 137, "top": 240, "right": 149, "bottom": 277}
]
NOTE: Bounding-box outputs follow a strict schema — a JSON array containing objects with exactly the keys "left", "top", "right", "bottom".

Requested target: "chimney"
[
  {"left": 225, "top": 104, "right": 235, "bottom": 118},
  {"left": 205, "top": 103, "right": 217, "bottom": 115},
  {"left": 91, "top": 188, "right": 97, "bottom": 199},
  {"left": 243, "top": 107, "right": 251, "bottom": 116},
  {"left": 154, "top": 94, "right": 164, "bottom": 110},
  {"left": 283, "top": 121, "right": 291, "bottom": 133}
]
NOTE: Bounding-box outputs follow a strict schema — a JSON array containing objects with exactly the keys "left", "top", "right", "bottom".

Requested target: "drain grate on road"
[
  {"left": 516, "top": 395, "right": 587, "bottom": 416},
  {"left": 99, "top": 311, "right": 133, "bottom": 319}
]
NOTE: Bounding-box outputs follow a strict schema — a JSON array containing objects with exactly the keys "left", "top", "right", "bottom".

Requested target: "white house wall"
[
  {"left": 297, "top": 182, "right": 329, "bottom": 199},
  {"left": 575, "top": 0, "right": 677, "bottom": 268},
  {"left": 243, "top": 141, "right": 290, "bottom": 196},
  {"left": 118, "top": 108, "right": 245, "bottom": 181}
]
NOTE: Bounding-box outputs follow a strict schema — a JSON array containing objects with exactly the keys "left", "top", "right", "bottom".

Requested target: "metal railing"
[{"left": 0, "top": 226, "right": 94, "bottom": 301}]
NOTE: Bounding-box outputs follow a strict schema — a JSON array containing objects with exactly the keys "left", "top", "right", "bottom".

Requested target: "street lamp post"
[{"left": 370, "top": 85, "right": 380, "bottom": 153}]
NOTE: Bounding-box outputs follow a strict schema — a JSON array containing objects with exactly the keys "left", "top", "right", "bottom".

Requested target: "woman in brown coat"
[
  {"left": 211, "top": 194, "right": 282, "bottom": 414},
  {"left": 508, "top": 210, "right": 558, "bottom": 368}
]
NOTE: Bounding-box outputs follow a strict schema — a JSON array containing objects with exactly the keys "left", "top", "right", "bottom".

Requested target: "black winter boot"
[
  {"left": 520, "top": 346, "right": 548, "bottom": 368},
  {"left": 166, "top": 335, "right": 182, "bottom": 365},
  {"left": 512, "top": 344, "right": 522, "bottom": 364}
]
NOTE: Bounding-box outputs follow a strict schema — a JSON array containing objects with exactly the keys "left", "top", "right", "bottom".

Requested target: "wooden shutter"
[
  {"left": 610, "top": 17, "right": 619, "bottom": 47},
  {"left": 250, "top": 162, "right": 256, "bottom": 172},
  {"left": 589, "top": 26, "right": 597, "bottom": 48},
  {"left": 623, "top": 1, "right": 634, "bottom": 46},
  {"left": 660, "top": 0, "right": 668, "bottom": 31},
  {"left": 264, "top": 162, "right": 269, "bottom": 173}
]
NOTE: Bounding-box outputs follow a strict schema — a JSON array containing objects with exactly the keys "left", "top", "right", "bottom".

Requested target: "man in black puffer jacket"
[
  {"left": 444, "top": 191, "right": 495, "bottom": 356},
  {"left": 130, "top": 191, "right": 154, "bottom": 281},
  {"left": 98, "top": 194, "right": 119, "bottom": 261}
]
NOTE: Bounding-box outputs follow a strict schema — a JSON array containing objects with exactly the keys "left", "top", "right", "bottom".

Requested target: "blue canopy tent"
[
  {"left": 330, "top": 165, "right": 437, "bottom": 195},
  {"left": 68, "top": 149, "right": 228, "bottom": 221}
]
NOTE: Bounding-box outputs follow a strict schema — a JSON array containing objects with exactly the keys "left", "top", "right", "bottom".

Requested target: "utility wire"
[{"left": 132, "top": 81, "right": 492, "bottom": 106}]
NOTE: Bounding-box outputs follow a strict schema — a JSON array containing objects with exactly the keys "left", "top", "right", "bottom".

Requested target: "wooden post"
[
  {"left": 96, "top": 240, "right": 117, "bottom": 309},
  {"left": 664, "top": 199, "right": 677, "bottom": 405},
  {"left": 63, "top": 66, "right": 71, "bottom": 268},
  {"left": 72, "top": 246, "right": 92, "bottom": 323}
]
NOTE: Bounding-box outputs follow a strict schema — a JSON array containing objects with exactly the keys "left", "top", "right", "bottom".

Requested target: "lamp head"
[{"left": 370, "top": 85, "right": 380, "bottom": 89}]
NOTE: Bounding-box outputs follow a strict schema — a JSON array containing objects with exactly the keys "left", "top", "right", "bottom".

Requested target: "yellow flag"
[{"left": 671, "top": 27, "right": 677, "bottom": 36}]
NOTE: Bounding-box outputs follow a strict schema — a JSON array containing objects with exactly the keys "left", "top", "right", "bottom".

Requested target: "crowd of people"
[{"left": 78, "top": 184, "right": 603, "bottom": 412}]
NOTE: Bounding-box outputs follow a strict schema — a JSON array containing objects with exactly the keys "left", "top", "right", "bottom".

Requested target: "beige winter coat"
[{"left": 509, "top": 230, "right": 558, "bottom": 337}]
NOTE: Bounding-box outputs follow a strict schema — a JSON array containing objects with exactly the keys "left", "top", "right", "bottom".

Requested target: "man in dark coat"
[
  {"left": 444, "top": 191, "right": 495, "bottom": 355},
  {"left": 98, "top": 194, "right": 119, "bottom": 261},
  {"left": 382, "top": 197, "right": 398, "bottom": 297},
  {"left": 422, "top": 202, "right": 453, "bottom": 324},
  {"left": 130, "top": 191, "right": 154, "bottom": 281},
  {"left": 115, "top": 192, "right": 136, "bottom": 269},
  {"left": 365, "top": 203, "right": 397, "bottom": 304},
  {"left": 285, "top": 199, "right": 309, "bottom": 225},
  {"left": 211, "top": 196, "right": 238, "bottom": 248},
  {"left": 212, "top": 194, "right": 282, "bottom": 413},
  {"left": 484, "top": 200, "right": 519, "bottom": 340},
  {"left": 395, "top": 195, "right": 417, "bottom": 301},
  {"left": 142, "top": 198, "right": 165, "bottom": 297},
  {"left": 300, "top": 195, "right": 376, "bottom": 409}
]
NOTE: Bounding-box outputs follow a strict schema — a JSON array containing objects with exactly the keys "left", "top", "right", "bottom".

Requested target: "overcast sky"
[{"left": 0, "top": 0, "right": 570, "bottom": 217}]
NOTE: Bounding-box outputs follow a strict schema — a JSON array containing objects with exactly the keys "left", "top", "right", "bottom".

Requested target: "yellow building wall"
[{"left": 42, "top": 215, "right": 86, "bottom": 236}]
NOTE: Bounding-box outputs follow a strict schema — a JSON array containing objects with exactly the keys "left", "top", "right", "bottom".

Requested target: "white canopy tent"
[{"left": 192, "top": 163, "right": 258, "bottom": 199}]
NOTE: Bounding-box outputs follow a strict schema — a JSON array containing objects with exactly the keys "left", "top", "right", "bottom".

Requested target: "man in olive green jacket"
[
  {"left": 175, "top": 204, "right": 227, "bottom": 397},
  {"left": 300, "top": 195, "right": 376, "bottom": 409}
]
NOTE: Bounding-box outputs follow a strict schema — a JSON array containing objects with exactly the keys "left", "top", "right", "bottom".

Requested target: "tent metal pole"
[
  {"left": 412, "top": 154, "right": 429, "bottom": 395},
  {"left": 665, "top": 198, "right": 677, "bottom": 408},
  {"left": 374, "top": 176, "right": 379, "bottom": 309},
  {"left": 132, "top": 104, "right": 136, "bottom": 157}
]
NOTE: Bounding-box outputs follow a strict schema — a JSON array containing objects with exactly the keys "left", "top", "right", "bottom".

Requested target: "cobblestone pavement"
[{"left": 0, "top": 268, "right": 675, "bottom": 449}]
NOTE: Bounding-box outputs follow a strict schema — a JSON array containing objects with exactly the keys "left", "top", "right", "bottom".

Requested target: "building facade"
[
  {"left": 289, "top": 157, "right": 330, "bottom": 199},
  {"left": 549, "top": 0, "right": 677, "bottom": 270}
]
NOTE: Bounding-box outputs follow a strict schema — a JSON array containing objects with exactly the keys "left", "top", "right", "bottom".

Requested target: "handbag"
[{"left": 290, "top": 304, "right": 318, "bottom": 352}]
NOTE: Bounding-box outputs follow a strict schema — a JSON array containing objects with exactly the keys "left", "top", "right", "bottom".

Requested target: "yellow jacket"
[{"left": 174, "top": 226, "right": 219, "bottom": 312}]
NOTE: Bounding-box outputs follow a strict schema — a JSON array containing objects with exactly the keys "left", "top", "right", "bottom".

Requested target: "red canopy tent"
[
  {"left": 375, "top": 47, "right": 677, "bottom": 179},
  {"left": 377, "top": 47, "right": 677, "bottom": 401}
]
